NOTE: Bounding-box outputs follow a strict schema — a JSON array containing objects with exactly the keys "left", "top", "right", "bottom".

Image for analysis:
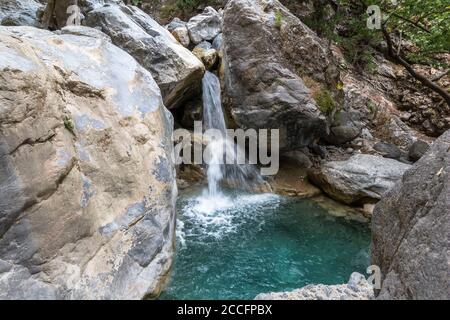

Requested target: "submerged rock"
[
  {"left": 84, "top": 3, "right": 204, "bottom": 109},
  {"left": 308, "top": 154, "right": 411, "bottom": 205},
  {"left": 255, "top": 272, "right": 374, "bottom": 300},
  {"left": 0, "top": 0, "right": 42, "bottom": 27},
  {"left": 187, "top": 6, "right": 222, "bottom": 44},
  {"left": 372, "top": 130, "right": 450, "bottom": 300},
  {"left": 0, "top": 26, "right": 176, "bottom": 300}
]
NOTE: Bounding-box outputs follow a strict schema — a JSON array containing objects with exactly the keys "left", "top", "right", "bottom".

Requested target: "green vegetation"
[
  {"left": 131, "top": 0, "right": 142, "bottom": 6},
  {"left": 274, "top": 10, "right": 283, "bottom": 29},
  {"left": 302, "top": 0, "right": 450, "bottom": 105},
  {"left": 314, "top": 89, "right": 337, "bottom": 116},
  {"left": 160, "top": 0, "right": 222, "bottom": 19},
  {"left": 367, "top": 0, "right": 449, "bottom": 68},
  {"left": 64, "top": 116, "right": 75, "bottom": 136}
]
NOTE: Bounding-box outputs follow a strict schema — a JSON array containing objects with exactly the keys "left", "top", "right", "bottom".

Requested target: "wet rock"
[
  {"left": 0, "top": 0, "right": 43, "bottom": 27},
  {"left": 0, "top": 26, "right": 176, "bottom": 300},
  {"left": 408, "top": 140, "right": 430, "bottom": 162},
  {"left": 308, "top": 154, "right": 411, "bottom": 205},
  {"left": 187, "top": 6, "right": 222, "bottom": 44},
  {"left": 255, "top": 272, "right": 374, "bottom": 300},
  {"left": 84, "top": 3, "right": 204, "bottom": 109},
  {"left": 372, "top": 130, "right": 450, "bottom": 300},
  {"left": 212, "top": 33, "right": 223, "bottom": 51},
  {"left": 166, "top": 17, "right": 185, "bottom": 31}
]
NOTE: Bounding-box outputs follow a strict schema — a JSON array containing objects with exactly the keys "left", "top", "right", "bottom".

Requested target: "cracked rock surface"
[{"left": 0, "top": 26, "right": 177, "bottom": 300}]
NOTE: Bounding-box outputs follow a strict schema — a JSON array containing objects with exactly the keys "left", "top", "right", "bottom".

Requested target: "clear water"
[{"left": 160, "top": 188, "right": 371, "bottom": 300}]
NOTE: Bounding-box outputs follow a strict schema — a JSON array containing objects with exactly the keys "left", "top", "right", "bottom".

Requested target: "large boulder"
[
  {"left": 187, "top": 6, "right": 222, "bottom": 44},
  {"left": 222, "top": 0, "right": 341, "bottom": 150},
  {"left": 0, "top": 26, "right": 177, "bottom": 300},
  {"left": 84, "top": 3, "right": 205, "bottom": 109},
  {"left": 167, "top": 18, "right": 190, "bottom": 48},
  {"left": 308, "top": 154, "right": 411, "bottom": 205},
  {"left": 372, "top": 130, "right": 450, "bottom": 300},
  {"left": 0, "top": 0, "right": 43, "bottom": 27},
  {"left": 255, "top": 272, "right": 374, "bottom": 300}
]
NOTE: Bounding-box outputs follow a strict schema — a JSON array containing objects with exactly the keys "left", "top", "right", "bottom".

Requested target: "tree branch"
[
  {"left": 391, "top": 13, "right": 431, "bottom": 34},
  {"left": 382, "top": 26, "right": 450, "bottom": 106}
]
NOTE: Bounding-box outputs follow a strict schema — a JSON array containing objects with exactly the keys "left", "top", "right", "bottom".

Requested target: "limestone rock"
[
  {"left": 0, "top": 0, "right": 43, "bottom": 27},
  {"left": 0, "top": 26, "right": 177, "bottom": 300},
  {"left": 187, "top": 6, "right": 222, "bottom": 44},
  {"left": 308, "top": 154, "right": 411, "bottom": 205},
  {"left": 222, "top": 0, "right": 341, "bottom": 150},
  {"left": 84, "top": 3, "right": 204, "bottom": 109},
  {"left": 327, "top": 111, "right": 363, "bottom": 145},
  {"left": 171, "top": 26, "right": 190, "bottom": 47},
  {"left": 180, "top": 99, "right": 203, "bottom": 129},
  {"left": 255, "top": 272, "right": 374, "bottom": 300},
  {"left": 372, "top": 130, "right": 450, "bottom": 300}
]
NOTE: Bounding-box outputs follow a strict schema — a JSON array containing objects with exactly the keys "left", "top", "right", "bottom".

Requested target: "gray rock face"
[
  {"left": 408, "top": 140, "right": 430, "bottom": 162},
  {"left": 84, "top": 3, "right": 204, "bottom": 109},
  {"left": 187, "top": 6, "right": 222, "bottom": 44},
  {"left": 255, "top": 272, "right": 374, "bottom": 300},
  {"left": 308, "top": 154, "right": 411, "bottom": 205},
  {"left": 372, "top": 130, "right": 450, "bottom": 300},
  {"left": 0, "top": 26, "right": 177, "bottom": 300},
  {"left": 373, "top": 141, "right": 402, "bottom": 160},
  {"left": 0, "top": 0, "right": 43, "bottom": 27},
  {"left": 326, "top": 111, "right": 363, "bottom": 145},
  {"left": 223, "top": 0, "right": 340, "bottom": 150}
]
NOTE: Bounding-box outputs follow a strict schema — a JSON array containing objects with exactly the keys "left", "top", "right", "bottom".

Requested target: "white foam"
[{"left": 177, "top": 191, "right": 281, "bottom": 242}]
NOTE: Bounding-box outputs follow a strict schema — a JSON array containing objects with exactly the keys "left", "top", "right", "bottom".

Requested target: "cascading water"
[
  {"left": 201, "top": 71, "right": 267, "bottom": 199},
  {"left": 162, "top": 73, "right": 371, "bottom": 300},
  {"left": 202, "top": 71, "right": 227, "bottom": 197}
]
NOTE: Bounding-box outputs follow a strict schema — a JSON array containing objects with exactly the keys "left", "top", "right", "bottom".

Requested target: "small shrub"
[
  {"left": 314, "top": 89, "right": 336, "bottom": 116},
  {"left": 64, "top": 116, "right": 76, "bottom": 136},
  {"left": 274, "top": 10, "right": 282, "bottom": 29}
]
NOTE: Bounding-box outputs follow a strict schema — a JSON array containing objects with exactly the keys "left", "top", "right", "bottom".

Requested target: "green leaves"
[{"left": 372, "top": 0, "right": 450, "bottom": 67}]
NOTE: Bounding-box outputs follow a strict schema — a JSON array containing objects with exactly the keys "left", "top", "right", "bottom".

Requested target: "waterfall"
[{"left": 202, "top": 71, "right": 267, "bottom": 197}]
